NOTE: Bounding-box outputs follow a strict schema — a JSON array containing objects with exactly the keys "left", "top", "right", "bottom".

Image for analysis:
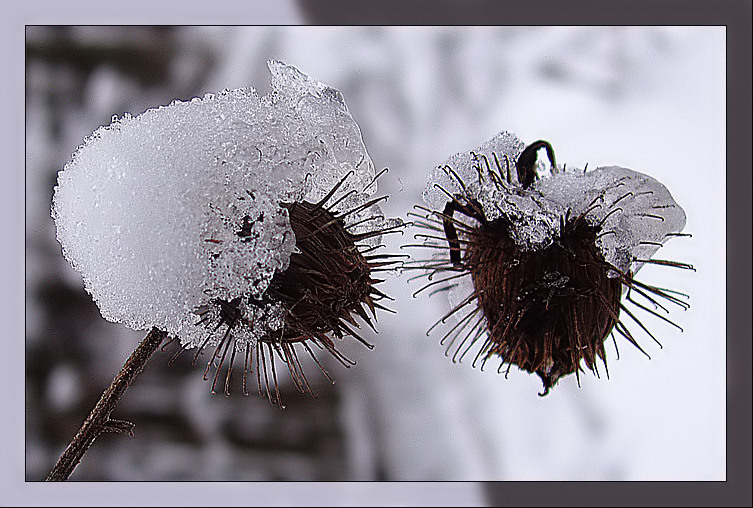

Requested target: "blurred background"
[{"left": 25, "top": 22, "right": 725, "bottom": 492}]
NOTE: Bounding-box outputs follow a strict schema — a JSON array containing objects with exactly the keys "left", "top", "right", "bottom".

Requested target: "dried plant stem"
[{"left": 46, "top": 327, "right": 167, "bottom": 481}]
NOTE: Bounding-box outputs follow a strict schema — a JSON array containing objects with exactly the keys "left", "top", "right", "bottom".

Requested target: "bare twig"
[{"left": 46, "top": 327, "right": 167, "bottom": 481}]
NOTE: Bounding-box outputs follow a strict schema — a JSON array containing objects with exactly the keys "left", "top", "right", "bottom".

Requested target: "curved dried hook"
[{"left": 516, "top": 140, "right": 557, "bottom": 189}]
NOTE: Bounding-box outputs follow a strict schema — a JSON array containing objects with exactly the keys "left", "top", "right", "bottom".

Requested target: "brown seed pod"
[
  {"left": 408, "top": 134, "right": 692, "bottom": 395},
  {"left": 165, "top": 170, "right": 404, "bottom": 406}
]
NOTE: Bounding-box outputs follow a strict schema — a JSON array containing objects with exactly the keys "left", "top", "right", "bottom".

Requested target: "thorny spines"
[
  {"left": 172, "top": 169, "right": 404, "bottom": 407},
  {"left": 463, "top": 214, "right": 623, "bottom": 395},
  {"left": 407, "top": 139, "right": 693, "bottom": 395}
]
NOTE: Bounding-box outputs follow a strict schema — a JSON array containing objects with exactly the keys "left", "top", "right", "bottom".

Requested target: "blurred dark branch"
[
  {"left": 46, "top": 327, "right": 167, "bottom": 481},
  {"left": 26, "top": 26, "right": 176, "bottom": 86}
]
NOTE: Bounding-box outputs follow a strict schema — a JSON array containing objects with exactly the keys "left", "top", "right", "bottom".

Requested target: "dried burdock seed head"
[
  {"left": 173, "top": 172, "right": 404, "bottom": 406},
  {"left": 408, "top": 131, "right": 691, "bottom": 395},
  {"left": 52, "top": 60, "right": 403, "bottom": 406}
]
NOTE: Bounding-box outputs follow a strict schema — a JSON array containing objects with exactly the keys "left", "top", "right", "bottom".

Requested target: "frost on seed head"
[
  {"left": 52, "top": 60, "right": 383, "bottom": 348},
  {"left": 423, "top": 130, "right": 687, "bottom": 277}
]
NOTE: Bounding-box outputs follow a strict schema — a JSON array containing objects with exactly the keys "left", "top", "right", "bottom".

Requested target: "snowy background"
[{"left": 25, "top": 24, "right": 725, "bottom": 492}]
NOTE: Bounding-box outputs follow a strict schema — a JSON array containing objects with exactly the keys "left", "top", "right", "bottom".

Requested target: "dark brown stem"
[{"left": 46, "top": 326, "right": 167, "bottom": 481}]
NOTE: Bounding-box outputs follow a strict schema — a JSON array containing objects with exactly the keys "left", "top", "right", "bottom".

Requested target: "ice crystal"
[
  {"left": 423, "top": 130, "right": 686, "bottom": 276},
  {"left": 52, "top": 60, "right": 382, "bottom": 350}
]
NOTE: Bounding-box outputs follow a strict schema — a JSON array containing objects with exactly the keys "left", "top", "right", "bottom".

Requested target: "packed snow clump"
[
  {"left": 52, "top": 60, "right": 383, "bottom": 345},
  {"left": 423, "top": 130, "right": 686, "bottom": 277}
]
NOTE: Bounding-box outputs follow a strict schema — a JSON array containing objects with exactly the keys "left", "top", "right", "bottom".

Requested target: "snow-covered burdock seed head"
[
  {"left": 52, "top": 60, "right": 402, "bottom": 405},
  {"left": 410, "top": 131, "right": 692, "bottom": 395}
]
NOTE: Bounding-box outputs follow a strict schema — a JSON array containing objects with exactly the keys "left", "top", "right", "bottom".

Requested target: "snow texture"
[
  {"left": 423, "top": 130, "right": 687, "bottom": 276},
  {"left": 51, "top": 60, "right": 385, "bottom": 347}
]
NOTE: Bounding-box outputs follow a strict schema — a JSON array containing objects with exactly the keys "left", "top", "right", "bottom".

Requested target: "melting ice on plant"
[
  {"left": 423, "top": 130, "right": 687, "bottom": 277},
  {"left": 52, "top": 60, "right": 389, "bottom": 349}
]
